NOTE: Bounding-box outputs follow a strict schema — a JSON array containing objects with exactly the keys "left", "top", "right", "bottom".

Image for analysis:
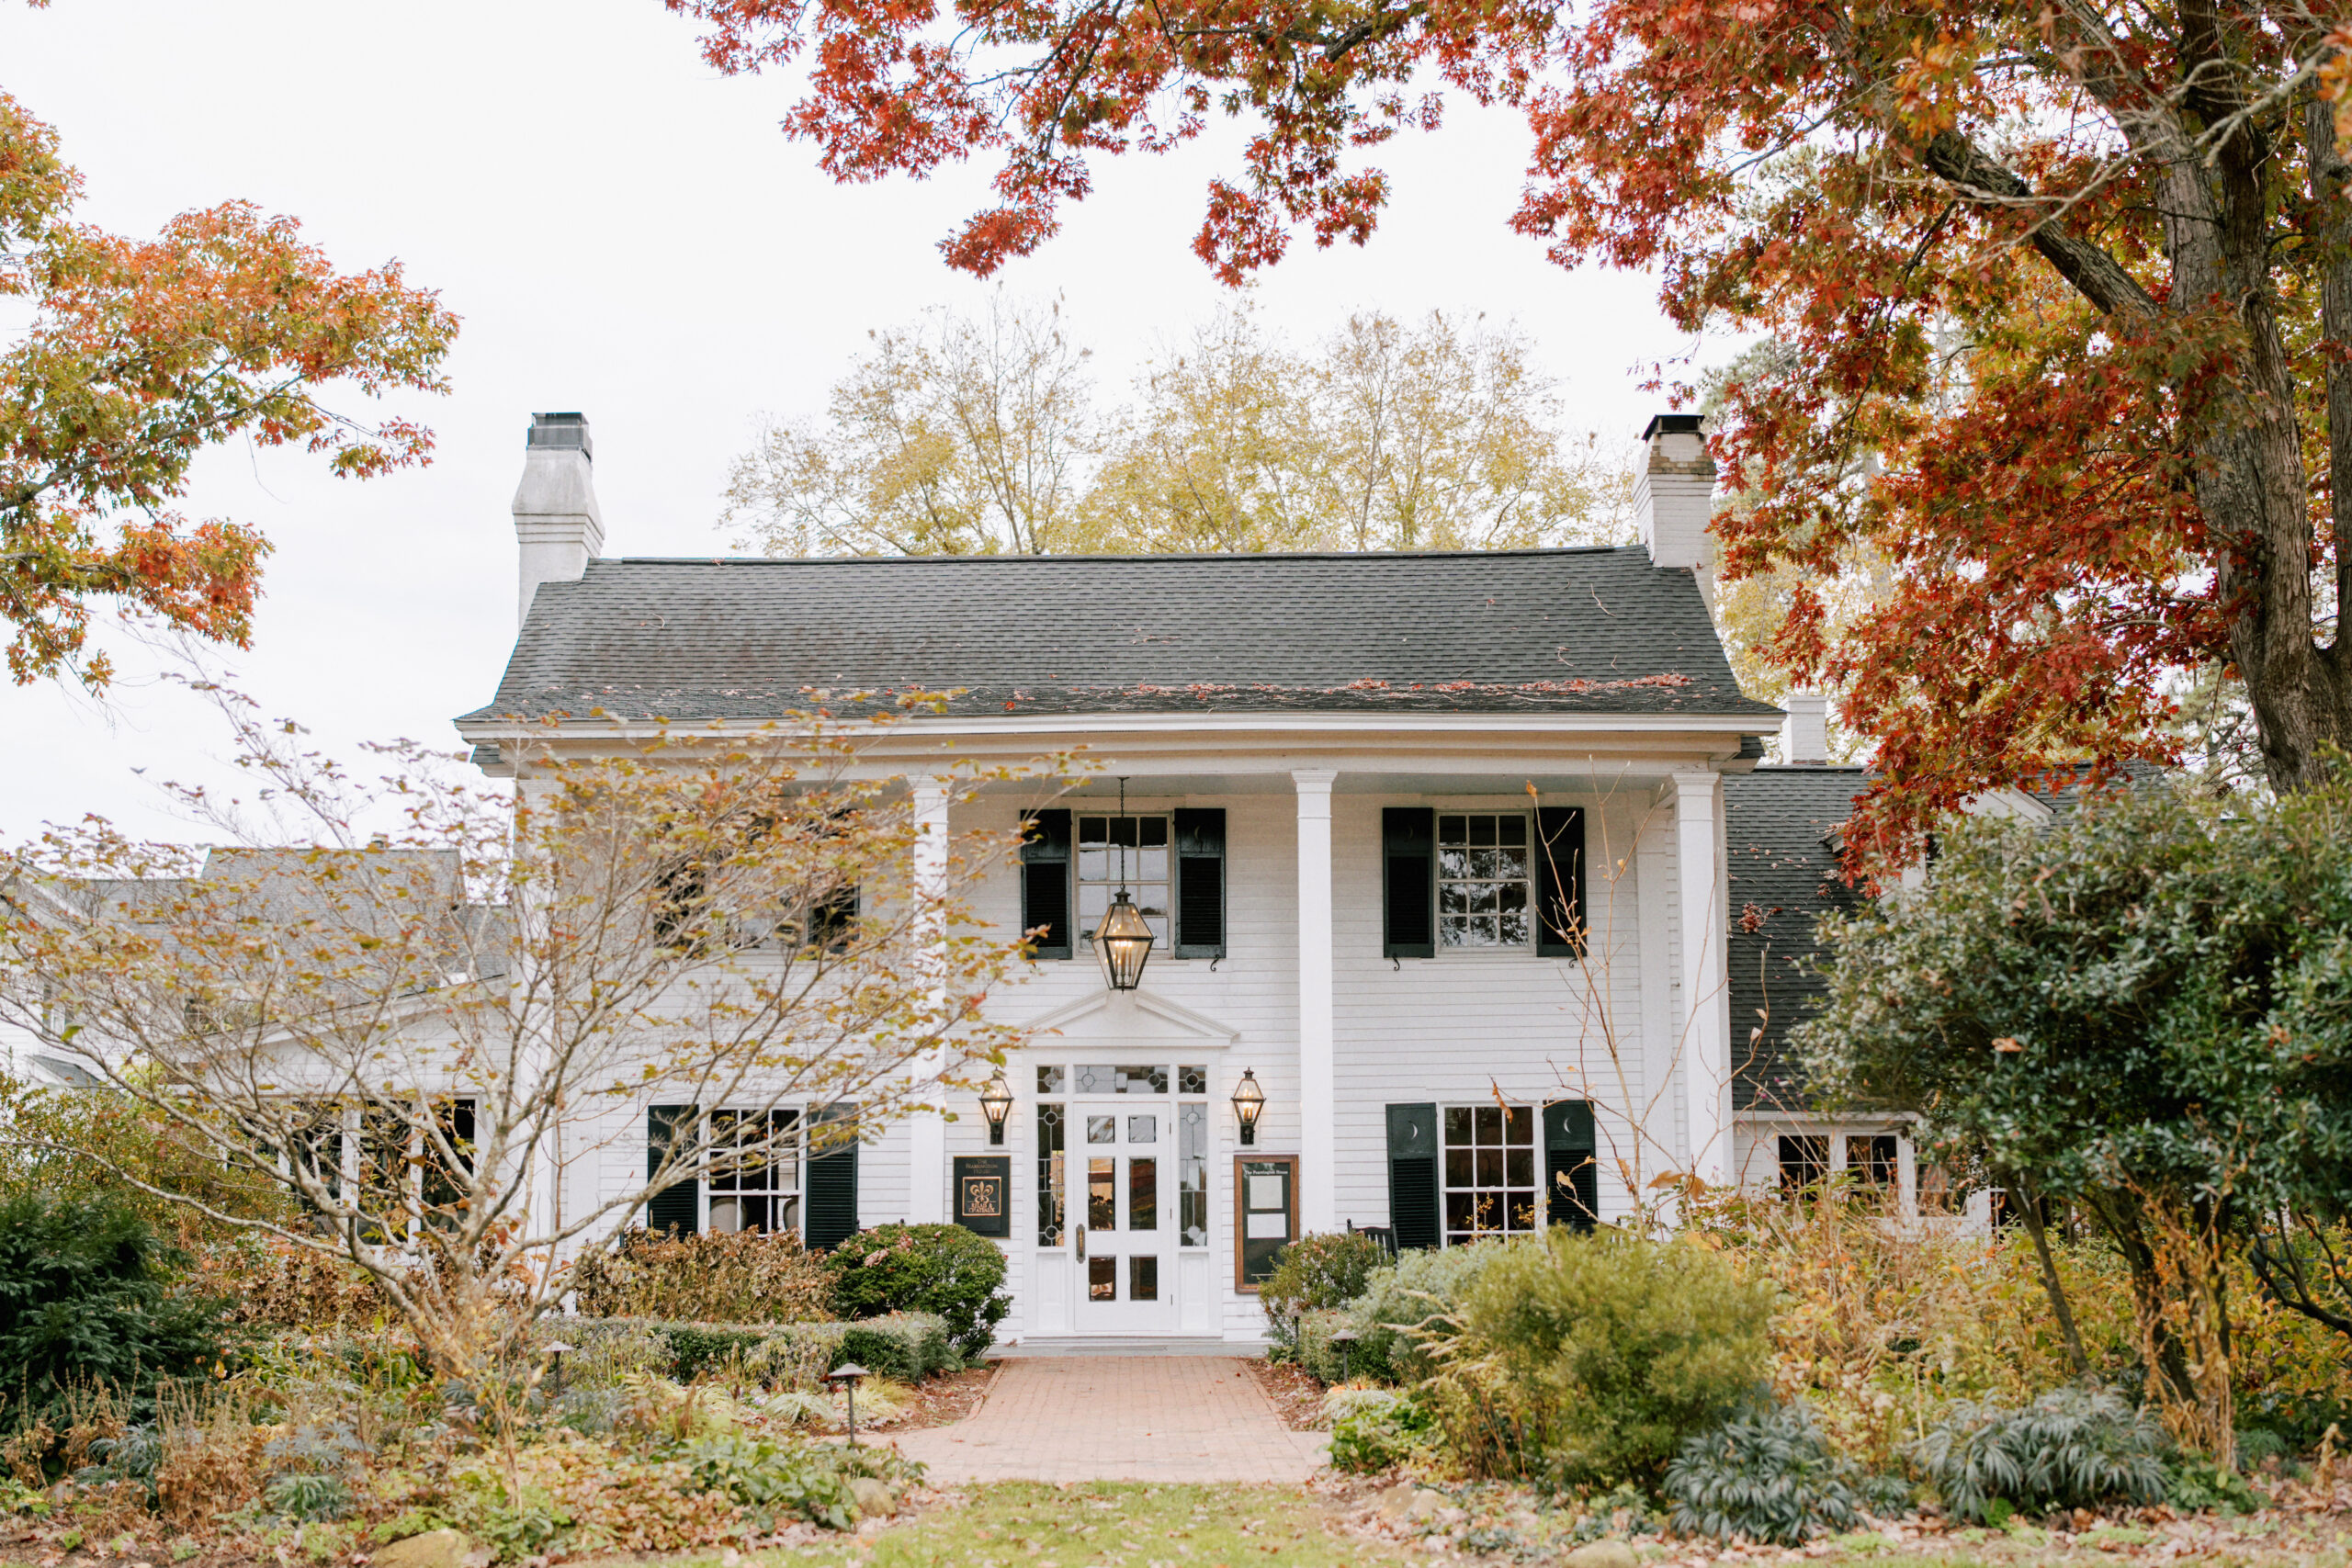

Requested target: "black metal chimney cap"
[
  {"left": 527, "top": 411, "right": 593, "bottom": 459},
  {"left": 1640, "top": 412, "right": 1703, "bottom": 441}
]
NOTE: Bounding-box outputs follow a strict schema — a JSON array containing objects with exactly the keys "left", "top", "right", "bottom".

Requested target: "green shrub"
[
  {"left": 1326, "top": 1387, "right": 1432, "bottom": 1473},
  {"left": 1911, "top": 1388, "right": 2166, "bottom": 1523},
  {"left": 1664, "top": 1403, "right": 1867, "bottom": 1545},
  {"left": 838, "top": 1315, "right": 953, "bottom": 1381},
  {"left": 1341, "top": 1242, "right": 1506, "bottom": 1382},
  {"left": 0, "top": 1190, "right": 234, "bottom": 1428},
  {"left": 1260, "top": 1231, "right": 1389, "bottom": 1350},
  {"left": 264, "top": 1471, "right": 352, "bottom": 1522},
  {"left": 2163, "top": 1454, "right": 2262, "bottom": 1515},
  {"left": 1295, "top": 1308, "right": 1352, "bottom": 1383},
  {"left": 824, "top": 1224, "right": 1009, "bottom": 1360},
  {"left": 1429, "top": 1228, "right": 1777, "bottom": 1486},
  {"left": 537, "top": 1313, "right": 952, "bottom": 1386},
  {"left": 673, "top": 1433, "right": 858, "bottom": 1530}
]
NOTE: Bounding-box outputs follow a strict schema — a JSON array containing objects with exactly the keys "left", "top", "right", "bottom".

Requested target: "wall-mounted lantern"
[
  {"left": 978, "top": 1069, "right": 1013, "bottom": 1146},
  {"left": 1232, "top": 1068, "right": 1265, "bottom": 1146}
]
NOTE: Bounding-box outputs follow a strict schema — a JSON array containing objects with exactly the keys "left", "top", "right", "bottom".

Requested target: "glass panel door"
[{"left": 1071, "top": 1103, "right": 1176, "bottom": 1332}]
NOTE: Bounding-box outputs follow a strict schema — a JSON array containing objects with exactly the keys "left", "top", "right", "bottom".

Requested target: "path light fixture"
[
  {"left": 1095, "top": 776, "right": 1156, "bottom": 992},
  {"left": 1329, "top": 1326, "right": 1360, "bottom": 1383},
  {"left": 1231, "top": 1069, "right": 1265, "bottom": 1146},
  {"left": 542, "top": 1340, "right": 574, "bottom": 1399},
  {"left": 978, "top": 1069, "right": 1013, "bottom": 1146},
  {"left": 828, "top": 1362, "right": 870, "bottom": 1447}
]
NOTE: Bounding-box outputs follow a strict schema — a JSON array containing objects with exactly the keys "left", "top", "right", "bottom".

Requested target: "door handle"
[{"left": 1075, "top": 1224, "right": 1086, "bottom": 1261}]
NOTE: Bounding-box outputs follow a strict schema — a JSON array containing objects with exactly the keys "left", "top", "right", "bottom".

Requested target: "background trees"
[
  {"left": 668, "top": 0, "right": 2352, "bottom": 867},
  {"left": 720, "top": 296, "right": 1634, "bottom": 557},
  {"left": 0, "top": 90, "right": 456, "bottom": 689}
]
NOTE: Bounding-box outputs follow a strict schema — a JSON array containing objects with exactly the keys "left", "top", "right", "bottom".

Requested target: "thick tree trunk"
[{"left": 2147, "top": 52, "right": 2350, "bottom": 794}]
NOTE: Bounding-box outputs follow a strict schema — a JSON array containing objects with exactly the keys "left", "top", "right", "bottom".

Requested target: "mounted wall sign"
[
  {"left": 953, "top": 1156, "right": 1012, "bottom": 1238},
  {"left": 1234, "top": 1155, "right": 1297, "bottom": 1291}
]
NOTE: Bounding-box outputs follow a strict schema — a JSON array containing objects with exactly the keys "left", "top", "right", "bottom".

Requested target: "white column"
[
  {"left": 516, "top": 775, "right": 568, "bottom": 1265},
  {"left": 1673, "top": 770, "right": 1733, "bottom": 1189},
  {"left": 907, "top": 776, "right": 951, "bottom": 1224},
  {"left": 1633, "top": 804, "right": 1677, "bottom": 1210},
  {"left": 1293, "top": 769, "right": 1339, "bottom": 1234}
]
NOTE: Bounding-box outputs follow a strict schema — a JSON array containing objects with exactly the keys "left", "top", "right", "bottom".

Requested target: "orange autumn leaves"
[{"left": 0, "top": 89, "right": 455, "bottom": 688}]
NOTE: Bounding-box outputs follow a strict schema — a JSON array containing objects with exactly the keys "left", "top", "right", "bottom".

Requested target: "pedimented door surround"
[{"left": 1019, "top": 988, "right": 1238, "bottom": 1339}]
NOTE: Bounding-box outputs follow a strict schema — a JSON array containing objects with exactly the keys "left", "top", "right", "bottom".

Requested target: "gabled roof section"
[
  {"left": 1724, "top": 765, "right": 1871, "bottom": 1113},
  {"left": 458, "top": 548, "right": 1779, "bottom": 726}
]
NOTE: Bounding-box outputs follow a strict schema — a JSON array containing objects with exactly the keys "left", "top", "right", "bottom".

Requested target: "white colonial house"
[{"left": 442, "top": 411, "right": 1908, "bottom": 1347}]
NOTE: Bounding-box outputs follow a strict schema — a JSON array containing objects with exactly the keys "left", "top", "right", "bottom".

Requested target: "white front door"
[
  {"left": 1031, "top": 1060, "right": 1216, "bottom": 1337},
  {"left": 1072, "top": 1101, "right": 1176, "bottom": 1332}
]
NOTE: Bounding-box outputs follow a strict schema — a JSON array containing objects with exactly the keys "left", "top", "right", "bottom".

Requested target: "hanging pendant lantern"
[{"left": 1095, "top": 776, "right": 1156, "bottom": 991}]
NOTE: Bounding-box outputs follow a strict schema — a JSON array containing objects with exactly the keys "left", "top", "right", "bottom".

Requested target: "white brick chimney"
[
  {"left": 1781, "top": 691, "right": 1830, "bottom": 764},
  {"left": 1634, "top": 412, "right": 1716, "bottom": 590},
  {"left": 514, "top": 412, "right": 604, "bottom": 629}
]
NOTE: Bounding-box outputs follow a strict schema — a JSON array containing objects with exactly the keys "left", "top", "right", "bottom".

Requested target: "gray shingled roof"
[
  {"left": 458, "top": 549, "right": 1781, "bottom": 725},
  {"left": 1725, "top": 766, "right": 1871, "bottom": 1112}
]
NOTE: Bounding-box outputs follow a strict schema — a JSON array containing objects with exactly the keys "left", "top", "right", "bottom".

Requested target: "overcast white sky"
[{"left": 0, "top": 0, "right": 1702, "bottom": 844}]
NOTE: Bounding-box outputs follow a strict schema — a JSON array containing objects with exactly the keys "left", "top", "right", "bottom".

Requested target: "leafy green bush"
[
  {"left": 539, "top": 1313, "right": 953, "bottom": 1386},
  {"left": 2163, "top": 1454, "right": 2261, "bottom": 1515},
  {"left": 838, "top": 1315, "right": 953, "bottom": 1381},
  {"left": 0, "top": 1190, "right": 234, "bottom": 1427},
  {"left": 264, "top": 1471, "right": 352, "bottom": 1522},
  {"left": 1911, "top": 1388, "right": 2166, "bottom": 1523},
  {"left": 1664, "top": 1403, "right": 1867, "bottom": 1545},
  {"left": 1260, "top": 1231, "right": 1389, "bottom": 1350},
  {"left": 1325, "top": 1387, "right": 1432, "bottom": 1473},
  {"left": 1341, "top": 1241, "right": 1506, "bottom": 1382},
  {"left": 673, "top": 1434, "right": 858, "bottom": 1530},
  {"left": 1430, "top": 1228, "right": 1777, "bottom": 1486},
  {"left": 824, "top": 1224, "right": 1010, "bottom": 1360}
]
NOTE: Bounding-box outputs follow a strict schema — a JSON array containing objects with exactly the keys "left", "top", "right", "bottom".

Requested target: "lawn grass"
[{"left": 785, "top": 1481, "right": 1421, "bottom": 1567}]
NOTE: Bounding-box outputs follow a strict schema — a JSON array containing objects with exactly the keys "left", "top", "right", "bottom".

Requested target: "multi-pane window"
[
  {"left": 1847, "top": 1134, "right": 1898, "bottom": 1189},
  {"left": 1442, "top": 1104, "right": 1537, "bottom": 1245},
  {"left": 1778, "top": 1134, "right": 1830, "bottom": 1197},
  {"left": 1078, "top": 817, "right": 1170, "bottom": 944},
  {"left": 1438, "top": 815, "right": 1531, "bottom": 948},
  {"left": 708, "top": 1109, "right": 801, "bottom": 1234}
]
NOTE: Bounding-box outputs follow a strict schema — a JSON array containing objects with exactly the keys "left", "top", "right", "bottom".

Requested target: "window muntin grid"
[
  {"left": 1078, "top": 816, "right": 1170, "bottom": 945},
  {"left": 1036, "top": 1102, "right": 1066, "bottom": 1246},
  {"left": 1442, "top": 1103, "right": 1537, "bottom": 1245},
  {"left": 1179, "top": 1103, "right": 1207, "bottom": 1246},
  {"left": 1437, "top": 813, "right": 1531, "bottom": 948},
  {"left": 707, "top": 1108, "right": 801, "bottom": 1235}
]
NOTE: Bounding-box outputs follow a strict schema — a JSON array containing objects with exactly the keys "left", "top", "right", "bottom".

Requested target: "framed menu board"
[{"left": 1234, "top": 1155, "right": 1296, "bottom": 1291}]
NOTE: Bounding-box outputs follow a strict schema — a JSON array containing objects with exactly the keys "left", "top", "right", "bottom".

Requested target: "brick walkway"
[{"left": 890, "top": 1356, "right": 1328, "bottom": 1483}]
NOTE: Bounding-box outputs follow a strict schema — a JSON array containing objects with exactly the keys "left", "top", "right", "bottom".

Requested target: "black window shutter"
[
  {"left": 645, "top": 1104, "right": 700, "bottom": 1235},
  {"left": 1535, "top": 807, "right": 1586, "bottom": 958},
  {"left": 1544, "top": 1100, "right": 1599, "bottom": 1232},
  {"left": 1172, "top": 808, "right": 1227, "bottom": 958},
  {"left": 1383, "top": 807, "right": 1435, "bottom": 958},
  {"left": 805, "top": 1101, "right": 861, "bottom": 1248},
  {"left": 1385, "top": 1102, "right": 1441, "bottom": 1249},
  {"left": 1020, "top": 808, "right": 1073, "bottom": 960}
]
